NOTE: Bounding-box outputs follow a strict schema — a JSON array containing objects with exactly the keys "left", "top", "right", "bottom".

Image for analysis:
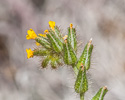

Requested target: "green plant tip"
[{"left": 91, "top": 86, "right": 108, "bottom": 100}]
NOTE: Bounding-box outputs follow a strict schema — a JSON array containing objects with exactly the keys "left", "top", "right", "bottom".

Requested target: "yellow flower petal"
[
  {"left": 26, "top": 29, "right": 37, "bottom": 40},
  {"left": 26, "top": 35, "right": 30, "bottom": 40},
  {"left": 49, "top": 21, "right": 55, "bottom": 30},
  {"left": 36, "top": 42, "right": 40, "bottom": 46},
  {"left": 38, "top": 33, "right": 46, "bottom": 37},
  {"left": 44, "top": 29, "right": 49, "bottom": 33},
  {"left": 26, "top": 48, "right": 34, "bottom": 59},
  {"left": 70, "top": 23, "right": 73, "bottom": 28}
]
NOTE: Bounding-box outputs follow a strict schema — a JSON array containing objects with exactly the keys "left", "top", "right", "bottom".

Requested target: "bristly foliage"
[{"left": 26, "top": 21, "right": 108, "bottom": 100}]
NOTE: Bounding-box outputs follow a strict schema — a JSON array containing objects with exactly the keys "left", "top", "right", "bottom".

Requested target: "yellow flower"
[
  {"left": 26, "top": 48, "right": 34, "bottom": 59},
  {"left": 38, "top": 33, "right": 46, "bottom": 37},
  {"left": 63, "top": 35, "right": 68, "bottom": 40},
  {"left": 70, "top": 23, "right": 73, "bottom": 28},
  {"left": 26, "top": 29, "right": 37, "bottom": 40},
  {"left": 36, "top": 42, "right": 40, "bottom": 46},
  {"left": 49, "top": 21, "right": 55, "bottom": 30},
  {"left": 44, "top": 29, "right": 49, "bottom": 33}
]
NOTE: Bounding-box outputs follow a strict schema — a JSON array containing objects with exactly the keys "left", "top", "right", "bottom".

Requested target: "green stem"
[
  {"left": 80, "top": 93, "right": 84, "bottom": 100},
  {"left": 72, "top": 64, "right": 78, "bottom": 76},
  {"left": 73, "top": 66, "right": 78, "bottom": 76}
]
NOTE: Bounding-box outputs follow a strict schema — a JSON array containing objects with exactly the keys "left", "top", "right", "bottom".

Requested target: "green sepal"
[
  {"left": 63, "top": 41, "right": 77, "bottom": 65},
  {"left": 91, "top": 86, "right": 108, "bottom": 100},
  {"left": 50, "top": 57, "right": 58, "bottom": 69},
  {"left": 54, "top": 26, "right": 64, "bottom": 43},
  {"left": 76, "top": 39, "right": 93, "bottom": 70},
  {"left": 46, "top": 30, "right": 63, "bottom": 53},
  {"left": 41, "top": 56, "right": 50, "bottom": 68},
  {"left": 50, "top": 55, "right": 62, "bottom": 69},
  {"left": 67, "top": 27, "right": 77, "bottom": 51},
  {"left": 74, "top": 66, "right": 88, "bottom": 93},
  {"left": 33, "top": 48, "right": 50, "bottom": 56},
  {"left": 35, "top": 35, "right": 51, "bottom": 49}
]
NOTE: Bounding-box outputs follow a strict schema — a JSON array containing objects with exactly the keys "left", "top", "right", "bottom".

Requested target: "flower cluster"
[
  {"left": 25, "top": 21, "right": 70, "bottom": 69},
  {"left": 26, "top": 21, "right": 55, "bottom": 59}
]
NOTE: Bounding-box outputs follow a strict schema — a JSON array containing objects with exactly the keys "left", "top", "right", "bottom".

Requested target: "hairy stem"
[
  {"left": 80, "top": 93, "right": 84, "bottom": 100},
  {"left": 73, "top": 66, "right": 78, "bottom": 76},
  {"left": 72, "top": 64, "right": 78, "bottom": 76}
]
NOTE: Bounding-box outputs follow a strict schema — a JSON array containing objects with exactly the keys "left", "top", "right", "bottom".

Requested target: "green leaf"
[
  {"left": 63, "top": 40, "right": 77, "bottom": 65},
  {"left": 67, "top": 26, "right": 77, "bottom": 51},
  {"left": 35, "top": 35, "right": 51, "bottom": 49},
  {"left": 33, "top": 48, "right": 50, "bottom": 56},
  {"left": 50, "top": 56, "right": 61, "bottom": 69},
  {"left": 91, "top": 86, "right": 108, "bottom": 100},
  {"left": 77, "top": 38, "right": 93, "bottom": 70},
  {"left": 54, "top": 26, "right": 64, "bottom": 43},
  {"left": 75, "top": 65, "right": 88, "bottom": 93},
  {"left": 41, "top": 56, "right": 50, "bottom": 68},
  {"left": 46, "top": 30, "right": 63, "bottom": 53}
]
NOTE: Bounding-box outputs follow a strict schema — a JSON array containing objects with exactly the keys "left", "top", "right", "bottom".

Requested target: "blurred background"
[{"left": 0, "top": 0, "right": 125, "bottom": 100}]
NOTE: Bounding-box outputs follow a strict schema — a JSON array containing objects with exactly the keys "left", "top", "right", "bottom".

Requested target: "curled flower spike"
[
  {"left": 70, "top": 23, "right": 73, "bottom": 28},
  {"left": 26, "top": 29, "right": 37, "bottom": 39},
  {"left": 25, "top": 21, "right": 108, "bottom": 100},
  {"left": 44, "top": 29, "right": 49, "bottom": 33},
  {"left": 49, "top": 21, "right": 55, "bottom": 30},
  {"left": 38, "top": 33, "right": 47, "bottom": 37},
  {"left": 26, "top": 48, "right": 34, "bottom": 59}
]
